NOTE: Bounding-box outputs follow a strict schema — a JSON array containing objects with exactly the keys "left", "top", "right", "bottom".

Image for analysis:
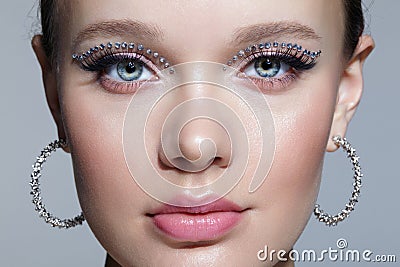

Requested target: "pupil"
[
  {"left": 126, "top": 62, "right": 136, "bottom": 74},
  {"left": 261, "top": 59, "right": 273, "bottom": 70},
  {"left": 255, "top": 57, "right": 280, "bottom": 78}
]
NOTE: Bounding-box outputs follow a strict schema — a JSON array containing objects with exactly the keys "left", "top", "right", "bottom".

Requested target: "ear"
[
  {"left": 32, "top": 35, "right": 70, "bottom": 153},
  {"left": 326, "top": 35, "right": 375, "bottom": 152}
]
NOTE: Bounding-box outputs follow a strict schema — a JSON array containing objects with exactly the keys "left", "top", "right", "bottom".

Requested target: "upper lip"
[{"left": 147, "top": 196, "right": 245, "bottom": 216}]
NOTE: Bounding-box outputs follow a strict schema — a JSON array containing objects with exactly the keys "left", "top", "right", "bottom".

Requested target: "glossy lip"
[{"left": 147, "top": 196, "right": 247, "bottom": 242}]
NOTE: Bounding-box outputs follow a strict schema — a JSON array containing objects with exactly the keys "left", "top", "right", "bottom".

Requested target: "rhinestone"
[
  {"left": 251, "top": 45, "right": 257, "bottom": 51},
  {"left": 128, "top": 43, "right": 135, "bottom": 49},
  {"left": 314, "top": 135, "right": 363, "bottom": 227},
  {"left": 258, "top": 43, "right": 264, "bottom": 49},
  {"left": 232, "top": 56, "right": 238, "bottom": 61},
  {"left": 227, "top": 60, "right": 233, "bottom": 66},
  {"left": 238, "top": 50, "right": 245, "bottom": 57},
  {"left": 100, "top": 44, "right": 105, "bottom": 50},
  {"left": 138, "top": 44, "right": 144, "bottom": 51},
  {"left": 30, "top": 140, "right": 85, "bottom": 229},
  {"left": 146, "top": 49, "right": 152, "bottom": 55},
  {"left": 72, "top": 54, "right": 78, "bottom": 59},
  {"left": 121, "top": 42, "right": 128, "bottom": 49},
  {"left": 245, "top": 47, "right": 251, "bottom": 53},
  {"left": 164, "top": 62, "right": 170, "bottom": 68},
  {"left": 107, "top": 42, "right": 113, "bottom": 49},
  {"left": 273, "top": 42, "right": 279, "bottom": 47},
  {"left": 115, "top": 42, "right": 121, "bottom": 49},
  {"left": 159, "top": 57, "right": 165, "bottom": 63},
  {"left": 169, "top": 68, "right": 175, "bottom": 74},
  {"left": 287, "top": 43, "right": 292, "bottom": 49},
  {"left": 265, "top": 42, "right": 271, "bottom": 49},
  {"left": 153, "top": 52, "right": 159, "bottom": 58},
  {"left": 281, "top": 42, "right": 286, "bottom": 48}
]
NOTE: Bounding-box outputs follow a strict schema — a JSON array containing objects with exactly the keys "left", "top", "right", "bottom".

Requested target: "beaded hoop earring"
[
  {"left": 314, "top": 135, "right": 363, "bottom": 226},
  {"left": 30, "top": 139, "right": 85, "bottom": 229}
]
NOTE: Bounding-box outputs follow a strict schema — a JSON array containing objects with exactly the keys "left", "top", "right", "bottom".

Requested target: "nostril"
[
  {"left": 213, "top": 156, "right": 227, "bottom": 167},
  {"left": 158, "top": 118, "right": 231, "bottom": 173},
  {"left": 213, "top": 157, "right": 226, "bottom": 167}
]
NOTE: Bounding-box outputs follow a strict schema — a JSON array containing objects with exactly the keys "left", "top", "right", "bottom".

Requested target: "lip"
[{"left": 147, "top": 197, "right": 246, "bottom": 242}]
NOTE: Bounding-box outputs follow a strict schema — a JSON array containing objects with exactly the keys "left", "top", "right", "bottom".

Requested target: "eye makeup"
[
  {"left": 227, "top": 41, "right": 321, "bottom": 67},
  {"left": 71, "top": 42, "right": 171, "bottom": 94},
  {"left": 227, "top": 41, "right": 322, "bottom": 91},
  {"left": 71, "top": 40, "right": 322, "bottom": 94},
  {"left": 72, "top": 41, "right": 171, "bottom": 70}
]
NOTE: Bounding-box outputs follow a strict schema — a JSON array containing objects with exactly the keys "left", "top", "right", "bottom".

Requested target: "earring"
[
  {"left": 314, "top": 135, "right": 363, "bottom": 226},
  {"left": 30, "top": 139, "right": 85, "bottom": 229}
]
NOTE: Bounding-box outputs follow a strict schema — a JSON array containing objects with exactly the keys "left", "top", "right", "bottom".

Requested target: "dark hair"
[
  {"left": 39, "top": 0, "right": 365, "bottom": 65},
  {"left": 343, "top": 0, "right": 365, "bottom": 58},
  {"left": 39, "top": 0, "right": 60, "bottom": 66}
]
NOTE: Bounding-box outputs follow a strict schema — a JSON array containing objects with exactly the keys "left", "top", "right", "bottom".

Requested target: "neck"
[{"left": 275, "top": 258, "right": 295, "bottom": 267}]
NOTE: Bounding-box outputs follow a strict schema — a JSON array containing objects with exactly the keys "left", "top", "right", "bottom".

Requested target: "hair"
[{"left": 39, "top": 0, "right": 365, "bottom": 65}]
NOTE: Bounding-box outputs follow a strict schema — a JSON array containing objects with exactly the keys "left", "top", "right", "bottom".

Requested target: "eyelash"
[
  {"left": 228, "top": 42, "right": 321, "bottom": 91},
  {"left": 72, "top": 41, "right": 321, "bottom": 94},
  {"left": 72, "top": 42, "right": 170, "bottom": 93}
]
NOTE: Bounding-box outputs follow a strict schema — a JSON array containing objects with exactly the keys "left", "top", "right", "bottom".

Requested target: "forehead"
[{"left": 65, "top": 0, "right": 343, "bottom": 59}]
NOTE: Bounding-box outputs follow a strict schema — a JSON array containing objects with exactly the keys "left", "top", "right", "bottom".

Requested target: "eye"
[
  {"left": 106, "top": 58, "right": 152, "bottom": 82},
  {"left": 228, "top": 42, "right": 321, "bottom": 92},
  {"left": 72, "top": 42, "right": 171, "bottom": 94},
  {"left": 244, "top": 57, "right": 290, "bottom": 79}
]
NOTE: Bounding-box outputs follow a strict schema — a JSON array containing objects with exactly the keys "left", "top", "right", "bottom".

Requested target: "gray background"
[{"left": 0, "top": 1, "right": 398, "bottom": 266}]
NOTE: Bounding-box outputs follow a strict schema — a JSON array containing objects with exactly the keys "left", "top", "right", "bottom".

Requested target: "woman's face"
[{"left": 35, "top": 0, "right": 372, "bottom": 266}]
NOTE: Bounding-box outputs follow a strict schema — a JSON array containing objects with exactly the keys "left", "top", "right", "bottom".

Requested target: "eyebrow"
[
  {"left": 72, "top": 19, "right": 163, "bottom": 51},
  {"left": 231, "top": 21, "right": 322, "bottom": 46}
]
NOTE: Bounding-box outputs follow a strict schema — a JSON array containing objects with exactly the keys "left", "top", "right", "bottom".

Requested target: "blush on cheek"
[
  {"left": 60, "top": 84, "right": 145, "bottom": 225},
  {"left": 256, "top": 82, "right": 338, "bottom": 227}
]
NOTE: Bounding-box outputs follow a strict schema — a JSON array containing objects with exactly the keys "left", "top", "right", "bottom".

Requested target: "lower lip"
[{"left": 153, "top": 211, "right": 242, "bottom": 242}]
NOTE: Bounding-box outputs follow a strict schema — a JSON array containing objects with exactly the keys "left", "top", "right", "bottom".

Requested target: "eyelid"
[
  {"left": 227, "top": 41, "right": 322, "bottom": 68},
  {"left": 72, "top": 41, "right": 171, "bottom": 70},
  {"left": 228, "top": 42, "right": 322, "bottom": 93}
]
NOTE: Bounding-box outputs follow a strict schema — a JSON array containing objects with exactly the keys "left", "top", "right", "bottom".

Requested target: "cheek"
[
  {"left": 243, "top": 71, "right": 340, "bottom": 248},
  {"left": 59, "top": 81, "right": 147, "bottom": 237}
]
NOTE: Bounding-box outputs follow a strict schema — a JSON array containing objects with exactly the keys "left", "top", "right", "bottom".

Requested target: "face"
[{"left": 33, "top": 0, "right": 373, "bottom": 266}]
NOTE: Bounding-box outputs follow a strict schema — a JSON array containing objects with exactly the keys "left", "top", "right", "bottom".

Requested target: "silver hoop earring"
[
  {"left": 30, "top": 139, "right": 85, "bottom": 229},
  {"left": 314, "top": 135, "right": 363, "bottom": 226}
]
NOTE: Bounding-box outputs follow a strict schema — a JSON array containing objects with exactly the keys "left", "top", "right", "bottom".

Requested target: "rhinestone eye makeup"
[
  {"left": 227, "top": 41, "right": 322, "bottom": 67},
  {"left": 71, "top": 40, "right": 322, "bottom": 94},
  {"left": 72, "top": 41, "right": 171, "bottom": 70}
]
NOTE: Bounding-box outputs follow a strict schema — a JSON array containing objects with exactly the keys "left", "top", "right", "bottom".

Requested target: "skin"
[{"left": 32, "top": 0, "right": 374, "bottom": 266}]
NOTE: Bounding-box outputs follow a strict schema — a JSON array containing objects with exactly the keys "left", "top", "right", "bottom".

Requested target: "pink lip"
[{"left": 148, "top": 197, "right": 245, "bottom": 242}]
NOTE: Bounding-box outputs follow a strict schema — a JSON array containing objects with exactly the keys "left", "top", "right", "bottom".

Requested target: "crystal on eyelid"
[
  {"left": 71, "top": 41, "right": 172, "bottom": 70},
  {"left": 226, "top": 41, "right": 322, "bottom": 67}
]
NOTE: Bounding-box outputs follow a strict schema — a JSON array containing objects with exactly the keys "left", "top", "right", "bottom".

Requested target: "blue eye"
[
  {"left": 244, "top": 56, "right": 290, "bottom": 79},
  {"left": 106, "top": 59, "right": 152, "bottom": 82}
]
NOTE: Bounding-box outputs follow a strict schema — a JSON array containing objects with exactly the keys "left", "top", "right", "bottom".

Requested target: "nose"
[{"left": 159, "top": 117, "right": 231, "bottom": 172}]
